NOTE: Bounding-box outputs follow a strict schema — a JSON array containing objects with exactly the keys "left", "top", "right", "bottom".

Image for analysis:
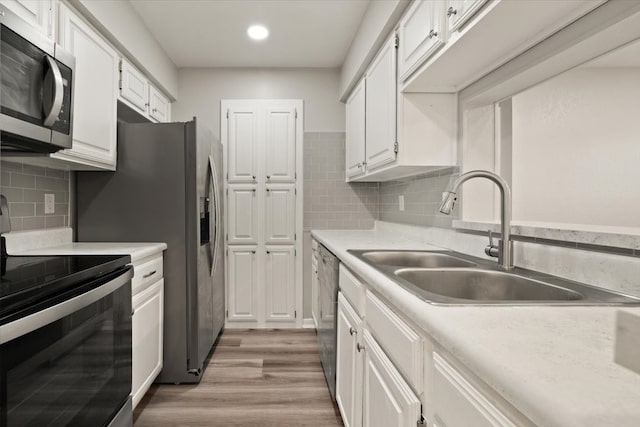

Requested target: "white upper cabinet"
[
  {"left": 265, "top": 183, "right": 296, "bottom": 245},
  {"left": 345, "top": 78, "right": 366, "bottom": 179},
  {"left": 264, "top": 246, "right": 296, "bottom": 322},
  {"left": 149, "top": 84, "right": 170, "bottom": 122},
  {"left": 120, "top": 59, "right": 149, "bottom": 115},
  {"left": 0, "top": 0, "right": 53, "bottom": 38},
  {"left": 446, "top": 0, "right": 488, "bottom": 33},
  {"left": 265, "top": 105, "right": 296, "bottom": 183},
  {"left": 54, "top": 3, "right": 118, "bottom": 170},
  {"left": 398, "top": 0, "right": 447, "bottom": 82},
  {"left": 227, "top": 107, "right": 259, "bottom": 183},
  {"left": 365, "top": 34, "right": 397, "bottom": 172}
]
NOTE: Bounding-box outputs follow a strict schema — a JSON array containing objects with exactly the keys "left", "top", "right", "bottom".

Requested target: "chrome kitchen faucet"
[{"left": 439, "top": 170, "right": 514, "bottom": 270}]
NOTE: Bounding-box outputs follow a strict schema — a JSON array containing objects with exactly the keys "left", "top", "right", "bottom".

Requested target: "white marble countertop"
[
  {"left": 4, "top": 227, "right": 166, "bottom": 263},
  {"left": 14, "top": 242, "right": 167, "bottom": 263},
  {"left": 311, "top": 228, "right": 640, "bottom": 427}
]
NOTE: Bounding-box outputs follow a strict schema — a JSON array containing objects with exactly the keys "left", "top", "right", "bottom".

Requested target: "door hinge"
[
  {"left": 226, "top": 109, "right": 229, "bottom": 119},
  {"left": 294, "top": 172, "right": 297, "bottom": 180},
  {"left": 226, "top": 310, "right": 228, "bottom": 318},
  {"left": 225, "top": 233, "right": 228, "bottom": 241},
  {"left": 294, "top": 233, "right": 297, "bottom": 240},
  {"left": 294, "top": 188, "right": 297, "bottom": 196},
  {"left": 294, "top": 310, "right": 297, "bottom": 318},
  {"left": 295, "top": 108, "right": 298, "bottom": 119},
  {"left": 394, "top": 141, "right": 399, "bottom": 154},
  {"left": 394, "top": 34, "right": 399, "bottom": 49},
  {"left": 294, "top": 249, "right": 297, "bottom": 256}
]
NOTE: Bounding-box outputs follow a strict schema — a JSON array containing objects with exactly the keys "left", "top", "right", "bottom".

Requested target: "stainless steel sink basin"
[
  {"left": 347, "top": 249, "right": 640, "bottom": 306},
  {"left": 361, "top": 251, "right": 476, "bottom": 268},
  {"left": 395, "top": 269, "right": 582, "bottom": 302}
]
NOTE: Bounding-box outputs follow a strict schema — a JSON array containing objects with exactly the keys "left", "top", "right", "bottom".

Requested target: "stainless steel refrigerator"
[{"left": 76, "top": 118, "right": 224, "bottom": 384}]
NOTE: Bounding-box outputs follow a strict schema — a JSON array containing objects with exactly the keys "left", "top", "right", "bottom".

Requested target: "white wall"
[
  {"left": 73, "top": 0, "right": 179, "bottom": 99},
  {"left": 339, "top": 0, "right": 409, "bottom": 100},
  {"left": 511, "top": 67, "right": 640, "bottom": 227},
  {"left": 173, "top": 68, "right": 345, "bottom": 137}
]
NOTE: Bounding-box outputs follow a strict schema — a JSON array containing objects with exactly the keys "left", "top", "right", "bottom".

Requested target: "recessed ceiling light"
[{"left": 247, "top": 25, "right": 269, "bottom": 41}]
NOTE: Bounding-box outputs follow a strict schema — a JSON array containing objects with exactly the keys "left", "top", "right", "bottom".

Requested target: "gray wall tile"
[{"left": 1, "top": 161, "right": 70, "bottom": 231}]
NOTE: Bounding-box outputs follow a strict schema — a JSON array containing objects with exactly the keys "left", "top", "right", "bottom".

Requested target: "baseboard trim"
[{"left": 302, "top": 318, "right": 316, "bottom": 329}]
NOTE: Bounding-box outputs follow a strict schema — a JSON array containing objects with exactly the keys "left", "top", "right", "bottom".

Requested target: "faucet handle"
[{"left": 485, "top": 229, "right": 500, "bottom": 258}]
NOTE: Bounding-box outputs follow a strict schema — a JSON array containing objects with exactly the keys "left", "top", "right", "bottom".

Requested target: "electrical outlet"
[
  {"left": 399, "top": 195, "right": 405, "bottom": 211},
  {"left": 44, "top": 193, "right": 55, "bottom": 214}
]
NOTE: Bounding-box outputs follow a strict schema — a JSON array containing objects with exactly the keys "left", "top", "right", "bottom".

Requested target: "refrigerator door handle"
[{"left": 209, "top": 155, "right": 220, "bottom": 277}]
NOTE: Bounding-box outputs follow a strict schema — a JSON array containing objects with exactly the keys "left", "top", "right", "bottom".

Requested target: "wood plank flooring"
[{"left": 134, "top": 329, "right": 343, "bottom": 427}]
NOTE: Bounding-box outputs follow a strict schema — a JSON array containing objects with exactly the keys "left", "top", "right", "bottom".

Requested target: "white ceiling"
[{"left": 130, "top": 0, "right": 370, "bottom": 68}]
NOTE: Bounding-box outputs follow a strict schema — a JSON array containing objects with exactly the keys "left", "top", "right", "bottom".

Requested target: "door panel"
[
  {"left": 120, "top": 60, "right": 148, "bottom": 114},
  {"left": 227, "top": 107, "right": 259, "bottom": 183},
  {"left": 336, "top": 294, "right": 363, "bottom": 427},
  {"left": 265, "top": 183, "right": 295, "bottom": 244},
  {"left": 149, "top": 85, "right": 170, "bottom": 122},
  {"left": 365, "top": 35, "right": 397, "bottom": 172},
  {"left": 227, "top": 184, "right": 258, "bottom": 244},
  {"left": 265, "top": 106, "right": 296, "bottom": 183},
  {"left": 346, "top": 79, "right": 366, "bottom": 179},
  {"left": 227, "top": 246, "right": 258, "bottom": 321},
  {"left": 265, "top": 246, "right": 296, "bottom": 322}
]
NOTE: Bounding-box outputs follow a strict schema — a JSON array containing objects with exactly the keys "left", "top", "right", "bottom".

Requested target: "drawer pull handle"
[
  {"left": 447, "top": 6, "right": 457, "bottom": 17},
  {"left": 349, "top": 327, "right": 357, "bottom": 336},
  {"left": 143, "top": 270, "right": 157, "bottom": 279},
  {"left": 356, "top": 343, "right": 364, "bottom": 352}
]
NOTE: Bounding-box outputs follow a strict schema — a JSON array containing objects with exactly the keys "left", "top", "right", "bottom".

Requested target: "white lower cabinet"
[
  {"left": 336, "top": 293, "right": 363, "bottom": 427},
  {"left": 132, "top": 278, "right": 164, "bottom": 408},
  {"left": 362, "top": 329, "right": 421, "bottom": 427},
  {"left": 227, "top": 246, "right": 259, "bottom": 322},
  {"left": 265, "top": 246, "right": 296, "bottom": 322}
]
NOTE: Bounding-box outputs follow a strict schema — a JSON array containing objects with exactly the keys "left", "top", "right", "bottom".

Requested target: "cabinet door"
[
  {"left": 227, "top": 106, "right": 259, "bottom": 183},
  {"left": 0, "top": 0, "right": 52, "bottom": 37},
  {"left": 265, "top": 105, "right": 296, "bottom": 183},
  {"left": 365, "top": 35, "right": 397, "bottom": 172},
  {"left": 264, "top": 246, "right": 296, "bottom": 323},
  {"left": 227, "top": 246, "right": 259, "bottom": 322},
  {"left": 336, "top": 293, "right": 363, "bottom": 427},
  {"left": 447, "top": 0, "right": 488, "bottom": 32},
  {"left": 149, "top": 85, "right": 170, "bottom": 122},
  {"left": 398, "top": 0, "right": 446, "bottom": 82},
  {"left": 227, "top": 184, "right": 258, "bottom": 244},
  {"left": 432, "top": 352, "right": 517, "bottom": 427},
  {"left": 362, "top": 329, "right": 421, "bottom": 427},
  {"left": 120, "top": 59, "right": 149, "bottom": 115},
  {"left": 55, "top": 4, "right": 118, "bottom": 169},
  {"left": 132, "top": 279, "right": 164, "bottom": 409},
  {"left": 346, "top": 78, "right": 366, "bottom": 179},
  {"left": 265, "top": 184, "right": 295, "bottom": 244}
]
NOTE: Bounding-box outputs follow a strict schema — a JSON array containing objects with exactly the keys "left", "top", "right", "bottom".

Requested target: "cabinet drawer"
[
  {"left": 132, "top": 255, "right": 163, "bottom": 296},
  {"left": 365, "top": 291, "right": 423, "bottom": 392},
  {"left": 339, "top": 265, "right": 365, "bottom": 317},
  {"left": 432, "top": 352, "right": 517, "bottom": 427}
]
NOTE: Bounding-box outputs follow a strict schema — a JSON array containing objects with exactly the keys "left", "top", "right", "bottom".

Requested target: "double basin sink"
[{"left": 348, "top": 250, "right": 640, "bottom": 306}]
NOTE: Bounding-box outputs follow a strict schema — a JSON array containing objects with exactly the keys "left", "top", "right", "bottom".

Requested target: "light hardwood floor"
[{"left": 134, "top": 329, "right": 343, "bottom": 426}]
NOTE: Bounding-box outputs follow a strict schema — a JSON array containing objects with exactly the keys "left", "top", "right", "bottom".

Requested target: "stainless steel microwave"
[{"left": 0, "top": 7, "right": 75, "bottom": 154}]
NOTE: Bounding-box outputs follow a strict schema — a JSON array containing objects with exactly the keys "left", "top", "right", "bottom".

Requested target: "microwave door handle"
[{"left": 43, "top": 56, "right": 64, "bottom": 127}]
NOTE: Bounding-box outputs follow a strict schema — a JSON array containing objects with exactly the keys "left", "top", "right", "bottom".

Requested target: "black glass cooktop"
[{"left": 0, "top": 254, "right": 131, "bottom": 320}]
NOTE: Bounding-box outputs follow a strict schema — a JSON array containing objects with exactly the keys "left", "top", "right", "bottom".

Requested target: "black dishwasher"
[{"left": 317, "top": 243, "right": 339, "bottom": 401}]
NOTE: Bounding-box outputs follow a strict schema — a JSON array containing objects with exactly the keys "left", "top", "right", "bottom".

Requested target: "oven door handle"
[
  {"left": 43, "top": 56, "right": 64, "bottom": 128},
  {"left": 0, "top": 268, "right": 133, "bottom": 345}
]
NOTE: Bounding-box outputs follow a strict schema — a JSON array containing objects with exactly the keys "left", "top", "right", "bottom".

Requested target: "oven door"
[
  {"left": 0, "top": 267, "right": 133, "bottom": 427},
  {"left": 0, "top": 8, "right": 74, "bottom": 153}
]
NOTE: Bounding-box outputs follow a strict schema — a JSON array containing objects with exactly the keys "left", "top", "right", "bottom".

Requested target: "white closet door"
[
  {"left": 365, "top": 35, "right": 397, "bottom": 172},
  {"left": 265, "top": 246, "right": 296, "bottom": 323},
  {"left": 227, "top": 246, "right": 258, "bottom": 322},
  {"left": 227, "top": 107, "right": 259, "bottom": 183},
  {"left": 265, "top": 184, "right": 296, "bottom": 245},
  {"left": 265, "top": 105, "right": 296, "bottom": 183},
  {"left": 227, "top": 184, "right": 258, "bottom": 244}
]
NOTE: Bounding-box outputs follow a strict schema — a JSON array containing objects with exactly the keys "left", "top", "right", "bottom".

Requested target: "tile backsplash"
[
  {"left": 0, "top": 160, "right": 70, "bottom": 231},
  {"left": 379, "top": 167, "right": 460, "bottom": 228},
  {"left": 304, "top": 132, "right": 378, "bottom": 230}
]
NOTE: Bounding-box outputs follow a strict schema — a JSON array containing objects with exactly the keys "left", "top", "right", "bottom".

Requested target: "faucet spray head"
[{"left": 439, "top": 192, "right": 457, "bottom": 215}]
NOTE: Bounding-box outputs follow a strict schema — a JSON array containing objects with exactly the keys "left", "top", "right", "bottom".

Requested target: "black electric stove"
[{"left": 0, "top": 248, "right": 131, "bottom": 325}]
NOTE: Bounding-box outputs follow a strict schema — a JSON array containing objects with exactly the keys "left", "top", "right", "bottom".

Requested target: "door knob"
[{"left": 349, "top": 327, "right": 356, "bottom": 336}]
